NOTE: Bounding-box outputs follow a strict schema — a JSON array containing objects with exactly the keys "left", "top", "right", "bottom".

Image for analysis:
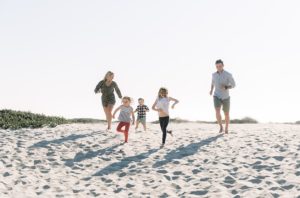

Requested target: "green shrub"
[
  {"left": 231, "top": 117, "right": 258, "bottom": 124},
  {"left": 0, "top": 109, "right": 68, "bottom": 130},
  {"left": 69, "top": 118, "right": 105, "bottom": 124},
  {"left": 151, "top": 118, "right": 190, "bottom": 124}
]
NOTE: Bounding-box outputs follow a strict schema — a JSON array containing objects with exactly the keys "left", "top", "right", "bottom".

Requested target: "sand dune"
[{"left": 0, "top": 123, "right": 300, "bottom": 197}]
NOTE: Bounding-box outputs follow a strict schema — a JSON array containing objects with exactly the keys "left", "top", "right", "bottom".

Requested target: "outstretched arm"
[
  {"left": 94, "top": 80, "right": 104, "bottom": 94},
  {"left": 112, "top": 106, "right": 122, "bottom": 119},
  {"left": 131, "top": 110, "right": 135, "bottom": 125},
  {"left": 152, "top": 99, "right": 159, "bottom": 112},
  {"left": 169, "top": 97, "right": 179, "bottom": 109}
]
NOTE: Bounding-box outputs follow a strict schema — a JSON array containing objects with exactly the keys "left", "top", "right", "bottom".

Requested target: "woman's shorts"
[{"left": 102, "top": 94, "right": 116, "bottom": 107}]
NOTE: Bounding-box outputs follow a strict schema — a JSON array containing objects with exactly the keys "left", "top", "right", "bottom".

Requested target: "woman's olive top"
[{"left": 94, "top": 80, "right": 122, "bottom": 107}]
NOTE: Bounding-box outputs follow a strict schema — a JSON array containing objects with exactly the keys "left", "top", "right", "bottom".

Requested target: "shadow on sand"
[
  {"left": 93, "top": 148, "right": 159, "bottom": 176},
  {"left": 64, "top": 144, "right": 121, "bottom": 167},
  {"left": 29, "top": 131, "right": 102, "bottom": 148},
  {"left": 153, "top": 134, "right": 223, "bottom": 168}
]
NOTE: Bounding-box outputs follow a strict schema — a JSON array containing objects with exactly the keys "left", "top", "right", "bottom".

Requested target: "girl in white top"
[{"left": 152, "top": 88, "right": 179, "bottom": 148}]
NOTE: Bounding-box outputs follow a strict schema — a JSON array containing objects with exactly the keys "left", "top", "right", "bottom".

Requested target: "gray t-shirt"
[
  {"left": 212, "top": 70, "right": 236, "bottom": 100},
  {"left": 118, "top": 106, "right": 133, "bottom": 123}
]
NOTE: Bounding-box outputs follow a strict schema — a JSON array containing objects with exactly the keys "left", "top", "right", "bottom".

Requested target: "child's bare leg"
[
  {"left": 142, "top": 123, "right": 147, "bottom": 131},
  {"left": 135, "top": 121, "right": 140, "bottom": 130}
]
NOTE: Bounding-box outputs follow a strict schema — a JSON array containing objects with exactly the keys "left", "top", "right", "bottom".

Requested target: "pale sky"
[{"left": 0, "top": 0, "right": 299, "bottom": 123}]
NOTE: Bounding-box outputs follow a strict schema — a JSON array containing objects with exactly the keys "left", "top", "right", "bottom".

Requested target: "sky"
[{"left": 0, "top": 0, "right": 299, "bottom": 123}]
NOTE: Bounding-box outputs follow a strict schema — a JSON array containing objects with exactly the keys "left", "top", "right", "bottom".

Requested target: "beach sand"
[{"left": 0, "top": 123, "right": 300, "bottom": 198}]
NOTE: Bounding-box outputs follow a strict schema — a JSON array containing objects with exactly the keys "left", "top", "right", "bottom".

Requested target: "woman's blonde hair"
[
  {"left": 158, "top": 87, "right": 168, "bottom": 98},
  {"left": 103, "top": 71, "right": 114, "bottom": 82}
]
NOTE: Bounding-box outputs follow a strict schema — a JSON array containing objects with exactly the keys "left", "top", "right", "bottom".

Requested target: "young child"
[
  {"left": 134, "top": 98, "right": 150, "bottom": 131},
  {"left": 152, "top": 88, "right": 179, "bottom": 148},
  {"left": 113, "top": 97, "right": 135, "bottom": 143}
]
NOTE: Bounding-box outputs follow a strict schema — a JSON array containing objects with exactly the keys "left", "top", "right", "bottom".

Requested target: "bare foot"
[
  {"left": 225, "top": 130, "right": 229, "bottom": 134},
  {"left": 160, "top": 144, "right": 165, "bottom": 149},
  {"left": 167, "top": 130, "right": 173, "bottom": 137},
  {"left": 219, "top": 126, "right": 223, "bottom": 133}
]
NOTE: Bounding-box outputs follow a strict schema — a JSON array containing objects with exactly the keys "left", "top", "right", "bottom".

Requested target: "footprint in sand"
[
  {"left": 159, "top": 193, "right": 169, "bottom": 198},
  {"left": 251, "top": 179, "right": 262, "bottom": 185},
  {"left": 272, "top": 156, "right": 285, "bottom": 161},
  {"left": 114, "top": 187, "right": 123, "bottom": 193},
  {"left": 118, "top": 172, "right": 127, "bottom": 177},
  {"left": 157, "top": 169, "right": 168, "bottom": 174},
  {"left": 173, "top": 171, "right": 183, "bottom": 176},
  {"left": 190, "top": 190, "right": 208, "bottom": 196},
  {"left": 224, "top": 176, "right": 236, "bottom": 185}
]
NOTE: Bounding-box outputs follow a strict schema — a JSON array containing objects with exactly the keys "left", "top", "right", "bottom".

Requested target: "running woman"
[{"left": 94, "top": 71, "right": 122, "bottom": 131}]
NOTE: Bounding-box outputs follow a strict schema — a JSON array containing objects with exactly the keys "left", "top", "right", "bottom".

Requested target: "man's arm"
[
  {"left": 225, "top": 74, "right": 236, "bottom": 89},
  {"left": 210, "top": 84, "right": 214, "bottom": 95},
  {"left": 210, "top": 74, "right": 214, "bottom": 95}
]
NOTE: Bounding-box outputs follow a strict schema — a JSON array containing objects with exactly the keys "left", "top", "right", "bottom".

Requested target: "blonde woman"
[
  {"left": 95, "top": 71, "right": 122, "bottom": 131},
  {"left": 152, "top": 88, "right": 179, "bottom": 148}
]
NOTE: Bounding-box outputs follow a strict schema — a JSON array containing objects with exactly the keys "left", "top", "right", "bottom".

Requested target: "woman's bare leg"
[
  {"left": 106, "top": 104, "right": 114, "bottom": 130},
  {"left": 103, "top": 106, "right": 110, "bottom": 129}
]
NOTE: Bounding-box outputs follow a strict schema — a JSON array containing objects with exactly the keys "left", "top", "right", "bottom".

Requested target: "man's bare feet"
[
  {"left": 160, "top": 144, "right": 165, "bottom": 149},
  {"left": 167, "top": 130, "right": 173, "bottom": 137},
  {"left": 225, "top": 130, "right": 229, "bottom": 134},
  {"left": 219, "top": 126, "right": 223, "bottom": 133}
]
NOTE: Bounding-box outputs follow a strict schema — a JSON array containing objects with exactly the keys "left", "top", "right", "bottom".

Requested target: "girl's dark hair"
[{"left": 215, "top": 59, "right": 224, "bottom": 65}]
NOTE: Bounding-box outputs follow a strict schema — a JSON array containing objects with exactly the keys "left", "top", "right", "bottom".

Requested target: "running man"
[{"left": 210, "top": 59, "right": 236, "bottom": 134}]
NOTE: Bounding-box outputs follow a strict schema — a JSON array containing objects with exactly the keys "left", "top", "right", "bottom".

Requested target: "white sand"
[{"left": 0, "top": 123, "right": 300, "bottom": 198}]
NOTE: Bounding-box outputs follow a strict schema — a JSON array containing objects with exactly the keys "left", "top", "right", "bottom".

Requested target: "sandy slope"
[{"left": 0, "top": 123, "right": 300, "bottom": 198}]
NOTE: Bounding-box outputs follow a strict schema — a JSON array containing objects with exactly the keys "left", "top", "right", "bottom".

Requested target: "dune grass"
[
  {"left": 0, "top": 109, "right": 68, "bottom": 130},
  {"left": 0, "top": 109, "right": 105, "bottom": 130}
]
